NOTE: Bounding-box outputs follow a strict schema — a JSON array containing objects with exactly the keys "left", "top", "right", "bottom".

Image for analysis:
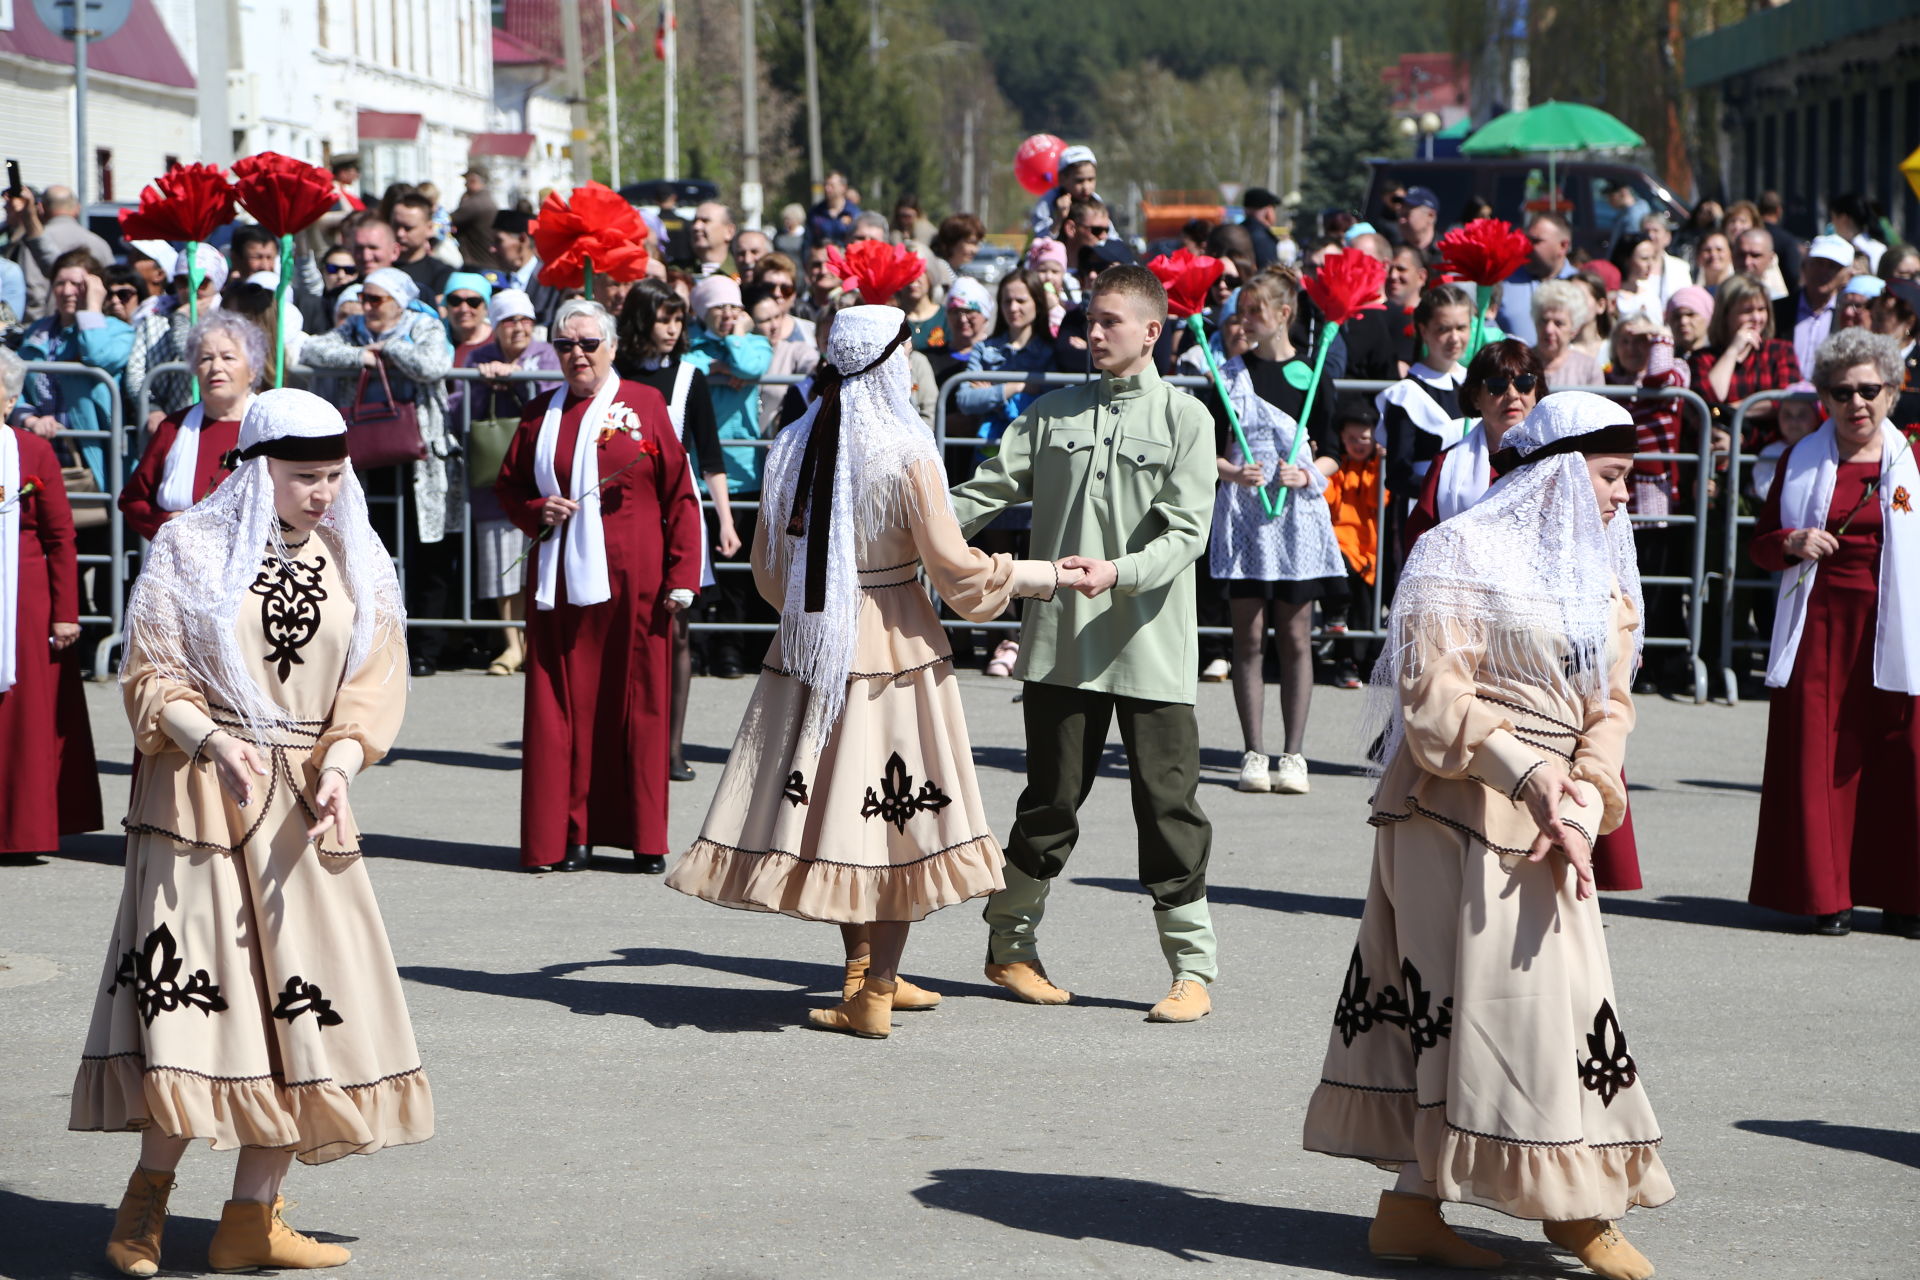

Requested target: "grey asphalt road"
[{"left": 2, "top": 668, "right": 1915, "bottom": 1280}]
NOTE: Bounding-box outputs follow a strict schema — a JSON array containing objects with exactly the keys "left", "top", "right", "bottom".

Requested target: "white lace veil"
[
  {"left": 1363, "top": 391, "right": 1644, "bottom": 770},
  {"left": 760, "top": 304, "right": 943, "bottom": 747},
  {"left": 122, "top": 388, "right": 406, "bottom": 745}
]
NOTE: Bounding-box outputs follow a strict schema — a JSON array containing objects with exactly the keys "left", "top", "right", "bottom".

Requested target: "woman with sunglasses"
[
  {"left": 496, "top": 299, "right": 703, "bottom": 873},
  {"left": 440, "top": 271, "right": 494, "bottom": 363},
  {"left": 1751, "top": 329, "right": 1920, "bottom": 939},
  {"left": 1401, "top": 339, "right": 1546, "bottom": 551}
]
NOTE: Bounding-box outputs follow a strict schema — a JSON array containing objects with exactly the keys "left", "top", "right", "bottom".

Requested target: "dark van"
[{"left": 1362, "top": 159, "right": 1688, "bottom": 257}]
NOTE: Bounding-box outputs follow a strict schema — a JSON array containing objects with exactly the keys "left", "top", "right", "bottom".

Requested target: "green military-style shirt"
[{"left": 949, "top": 366, "right": 1216, "bottom": 705}]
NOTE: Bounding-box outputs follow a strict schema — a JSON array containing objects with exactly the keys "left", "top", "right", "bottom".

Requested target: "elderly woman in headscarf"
[
  {"left": 1304, "top": 392, "right": 1672, "bottom": 1279},
  {"left": 495, "top": 299, "right": 703, "bottom": 873},
  {"left": 0, "top": 346, "right": 102, "bottom": 860},
  {"left": 1750, "top": 329, "right": 1920, "bottom": 940},
  {"left": 124, "top": 243, "right": 229, "bottom": 422},
  {"left": 71, "top": 388, "right": 429, "bottom": 1277},
  {"left": 667, "top": 303, "right": 1074, "bottom": 1037},
  {"left": 301, "top": 265, "right": 459, "bottom": 677},
  {"left": 119, "top": 311, "right": 264, "bottom": 541}
]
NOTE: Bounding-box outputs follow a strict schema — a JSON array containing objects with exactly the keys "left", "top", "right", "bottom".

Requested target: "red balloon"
[{"left": 1014, "top": 134, "right": 1068, "bottom": 196}]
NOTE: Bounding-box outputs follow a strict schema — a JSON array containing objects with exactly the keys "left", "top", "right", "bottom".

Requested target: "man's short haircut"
[
  {"left": 1757, "top": 191, "right": 1784, "bottom": 218},
  {"left": 1528, "top": 211, "right": 1572, "bottom": 240},
  {"left": 1090, "top": 263, "right": 1168, "bottom": 325},
  {"left": 353, "top": 218, "right": 398, "bottom": 244},
  {"left": 1065, "top": 195, "right": 1107, "bottom": 228},
  {"left": 1334, "top": 394, "right": 1379, "bottom": 429},
  {"left": 393, "top": 192, "right": 434, "bottom": 218},
  {"left": 230, "top": 225, "right": 277, "bottom": 256}
]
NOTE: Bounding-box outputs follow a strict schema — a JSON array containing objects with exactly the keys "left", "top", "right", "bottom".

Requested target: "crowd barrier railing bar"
[
  {"left": 1716, "top": 388, "right": 1799, "bottom": 707},
  {"left": 21, "top": 360, "right": 126, "bottom": 678}
]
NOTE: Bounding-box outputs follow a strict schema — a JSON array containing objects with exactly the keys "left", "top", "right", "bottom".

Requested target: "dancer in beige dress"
[
  {"left": 667, "top": 304, "right": 1071, "bottom": 1037},
  {"left": 71, "top": 389, "right": 430, "bottom": 1276},
  {"left": 1302, "top": 394, "right": 1672, "bottom": 1279}
]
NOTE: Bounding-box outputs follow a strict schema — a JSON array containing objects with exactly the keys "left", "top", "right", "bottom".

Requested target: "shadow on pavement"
[
  {"left": 364, "top": 835, "right": 519, "bottom": 872},
  {"left": 0, "top": 1183, "right": 219, "bottom": 1280},
  {"left": 1677, "top": 778, "right": 1763, "bottom": 794},
  {"left": 1596, "top": 894, "right": 1798, "bottom": 933},
  {"left": 1074, "top": 876, "right": 1364, "bottom": 920},
  {"left": 40, "top": 833, "right": 127, "bottom": 867},
  {"left": 1734, "top": 1119, "right": 1920, "bottom": 1170},
  {"left": 909, "top": 1169, "right": 1575, "bottom": 1275},
  {"left": 380, "top": 746, "right": 520, "bottom": 772}
]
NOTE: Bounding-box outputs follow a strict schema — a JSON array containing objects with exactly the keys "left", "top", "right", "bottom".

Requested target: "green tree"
[{"left": 1300, "top": 67, "right": 1405, "bottom": 215}]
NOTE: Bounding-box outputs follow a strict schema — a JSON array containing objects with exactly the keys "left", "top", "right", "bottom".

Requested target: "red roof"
[
  {"left": 471, "top": 132, "right": 536, "bottom": 158},
  {"left": 358, "top": 111, "right": 423, "bottom": 142},
  {"left": 492, "top": 27, "right": 559, "bottom": 68},
  {"left": 0, "top": 0, "right": 194, "bottom": 90}
]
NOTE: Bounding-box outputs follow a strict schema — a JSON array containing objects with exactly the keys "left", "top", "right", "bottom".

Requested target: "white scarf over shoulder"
[
  {"left": 0, "top": 428, "right": 20, "bottom": 693},
  {"left": 531, "top": 375, "right": 620, "bottom": 611},
  {"left": 1433, "top": 418, "right": 1493, "bottom": 524},
  {"left": 1767, "top": 419, "right": 1920, "bottom": 692}
]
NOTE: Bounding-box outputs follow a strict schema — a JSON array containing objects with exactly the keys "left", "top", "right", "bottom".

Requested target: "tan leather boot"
[
  {"left": 841, "top": 957, "right": 940, "bottom": 1009},
  {"left": 1544, "top": 1219, "right": 1655, "bottom": 1279},
  {"left": 806, "top": 978, "right": 896, "bottom": 1038},
  {"left": 207, "top": 1198, "right": 351, "bottom": 1272},
  {"left": 106, "top": 1167, "right": 174, "bottom": 1277},
  {"left": 985, "top": 960, "right": 1072, "bottom": 1004},
  {"left": 1368, "top": 1191, "right": 1503, "bottom": 1269},
  {"left": 1147, "top": 979, "right": 1212, "bottom": 1022}
]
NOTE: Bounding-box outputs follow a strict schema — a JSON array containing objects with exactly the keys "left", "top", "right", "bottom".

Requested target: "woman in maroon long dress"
[
  {"left": 1752, "top": 329, "right": 1920, "bottom": 938},
  {"left": 497, "top": 299, "right": 703, "bottom": 873},
  {"left": 118, "top": 312, "right": 261, "bottom": 541},
  {"left": 0, "top": 349, "right": 102, "bottom": 856}
]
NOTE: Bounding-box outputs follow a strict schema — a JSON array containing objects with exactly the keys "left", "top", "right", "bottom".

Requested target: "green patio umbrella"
[{"left": 1460, "top": 100, "right": 1646, "bottom": 216}]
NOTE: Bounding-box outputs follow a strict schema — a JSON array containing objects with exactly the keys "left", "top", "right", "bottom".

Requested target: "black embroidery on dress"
[
  {"left": 1330, "top": 949, "right": 1453, "bottom": 1062},
  {"left": 783, "top": 771, "right": 810, "bottom": 807},
  {"left": 111, "top": 924, "right": 228, "bottom": 1026},
  {"left": 271, "top": 976, "right": 344, "bottom": 1029},
  {"left": 859, "top": 752, "right": 951, "bottom": 833},
  {"left": 250, "top": 554, "right": 329, "bottom": 681},
  {"left": 1577, "top": 1000, "right": 1637, "bottom": 1106}
]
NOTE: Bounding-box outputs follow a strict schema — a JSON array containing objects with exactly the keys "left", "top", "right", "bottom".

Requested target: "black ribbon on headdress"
[
  {"left": 1490, "top": 423, "right": 1638, "bottom": 475},
  {"left": 785, "top": 319, "right": 914, "bottom": 613},
  {"left": 224, "top": 433, "right": 352, "bottom": 471}
]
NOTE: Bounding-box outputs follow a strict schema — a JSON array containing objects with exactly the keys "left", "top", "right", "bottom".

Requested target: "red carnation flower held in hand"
[
  {"left": 118, "top": 163, "right": 236, "bottom": 243},
  {"left": 1146, "top": 250, "right": 1226, "bottom": 320},
  {"left": 1438, "top": 218, "right": 1532, "bottom": 287},
  {"left": 531, "top": 183, "right": 652, "bottom": 289},
  {"left": 232, "top": 152, "right": 339, "bottom": 237},
  {"left": 1302, "top": 250, "right": 1388, "bottom": 326},
  {"left": 826, "top": 240, "right": 925, "bottom": 303}
]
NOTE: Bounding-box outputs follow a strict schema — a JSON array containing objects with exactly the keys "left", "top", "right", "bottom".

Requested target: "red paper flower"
[
  {"left": 1302, "top": 250, "right": 1388, "bottom": 326},
  {"left": 1438, "top": 218, "right": 1532, "bottom": 288},
  {"left": 531, "top": 183, "right": 652, "bottom": 289},
  {"left": 118, "top": 163, "right": 236, "bottom": 243},
  {"left": 1146, "top": 250, "right": 1226, "bottom": 320},
  {"left": 232, "top": 152, "right": 339, "bottom": 238},
  {"left": 826, "top": 240, "right": 926, "bottom": 304}
]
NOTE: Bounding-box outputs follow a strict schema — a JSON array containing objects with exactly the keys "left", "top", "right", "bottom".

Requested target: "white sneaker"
[
  {"left": 1236, "top": 750, "right": 1272, "bottom": 792},
  {"left": 1201, "top": 657, "right": 1231, "bottom": 682},
  {"left": 1273, "top": 752, "right": 1310, "bottom": 794}
]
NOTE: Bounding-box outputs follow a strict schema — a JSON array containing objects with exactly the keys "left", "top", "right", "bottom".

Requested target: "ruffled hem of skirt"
[
  {"left": 665, "top": 833, "right": 1006, "bottom": 923},
  {"left": 1303, "top": 1080, "right": 1676, "bottom": 1222},
  {"left": 68, "top": 1054, "right": 434, "bottom": 1166}
]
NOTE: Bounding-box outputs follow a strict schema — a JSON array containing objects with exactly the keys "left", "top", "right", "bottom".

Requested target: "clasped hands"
[
  {"left": 1052, "top": 556, "right": 1117, "bottom": 598},
  {"left": 1517, "top": 763, "right": 1596, "bottom": 901},
  {"left": 204, "top": 730, "right": 353, "bottom": 843}
]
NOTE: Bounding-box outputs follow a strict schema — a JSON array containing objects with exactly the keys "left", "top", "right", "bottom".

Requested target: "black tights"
[{"left": 1230, "top": 596, "right": 1314, "bottom": 756}]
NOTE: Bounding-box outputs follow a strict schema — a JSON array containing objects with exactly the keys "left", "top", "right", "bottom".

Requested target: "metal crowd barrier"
[
  {"left": 18, "top": 360, "right": 126, "bottom": 679},
  {"left": 1715, "top": 388, "right": 1800, "bottom": 707}
]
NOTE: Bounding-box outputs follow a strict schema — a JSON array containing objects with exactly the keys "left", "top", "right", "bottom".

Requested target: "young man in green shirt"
[{"left": 949, "top": 265, "right": 1220, "bottom": 1022}]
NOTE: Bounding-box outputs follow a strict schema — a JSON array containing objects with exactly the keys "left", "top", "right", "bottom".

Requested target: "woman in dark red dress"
[
  {"left": 1752, "top": 329, "right": 1920, "bottom": 938},
  {"left": 497, "top": 299, "right": 703, "bottom": 873},
  {"left": 118, "top": 312, "right": 262, "bottom": 541},
  {"left": 0, "top": 348, "right": 102, "bottom": 856}
]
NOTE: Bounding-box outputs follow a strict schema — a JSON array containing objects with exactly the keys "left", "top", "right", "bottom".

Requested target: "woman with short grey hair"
[
  {"left": 1531, "top": 278, "right": 1602, "bottom": 387},
  {"left": 119, "top": 312, "right": 263, "bottom": 541},
  {"left": 1751, "top": 327, "right": 1920, "bottom": 938},
  {"left": 0, "top": 345, "right": 26, "bottom": 403}
]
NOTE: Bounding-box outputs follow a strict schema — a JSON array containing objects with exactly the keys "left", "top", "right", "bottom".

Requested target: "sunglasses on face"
[
  {"left": 1483, "top": 374, "right": 1539, "bottom": 395},
  {"left": 446, "top": 294, "right": 485, "bottom": 309},
  {"left": 766, "top": 283, "right": 795, "bottom": 298},
  {"left": 1824, "top": 383, "right": 1884, "bottom": 402},
  {"left": 323, "top": 262, "right": 357, "bottom": 275},
  {"left": 552, "top": 337, "right": 605, "bottom": 354},
  {"left": 1083, "top": 224, "right": 1112, "bottom": 238},
  {"left": 108, "top": 287, "right": 140, "bottom": 303}
]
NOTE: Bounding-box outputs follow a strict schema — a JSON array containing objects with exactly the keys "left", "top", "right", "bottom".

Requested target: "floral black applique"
[
  {"left": 783, "top": 771, "right": 810, "bottom": 807},
  {"left": 112, "top": 924, "right": 228, "bottom": 1026},
  {"left": 1330, "top": 950, "right": 1453, "bottom": 1062},
  {"left": 859, "top": 752, "right": 951, "bottom": 833},
  {"left": 1577, "top": 1000, "right": 1637, "bottom": 1106},
  {"left": 270, "top": 976, "right": 344, "bottom": 1029},
  {"left": 251, "top": 554, "right": 329, "bottom": 681},
  {"left": 1333, "top": 947, "right": 1380, "bottom": 1046}
]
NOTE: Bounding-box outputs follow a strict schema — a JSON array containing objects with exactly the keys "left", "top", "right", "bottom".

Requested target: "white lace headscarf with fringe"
[
  {"left": 1363, "top": 390, "right": 1644, "bottom": 771},
  {"left": 760, "top": 303, "right": 943, "bottom": 748},
  {"left": 122, "top": 388, "right": 406, "bottom": 745}
]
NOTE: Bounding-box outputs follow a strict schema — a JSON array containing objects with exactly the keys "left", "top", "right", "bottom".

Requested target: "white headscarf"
[
  {"left": 122, "top": 388, "right": 405, "bottom": 745},
  {"left": 362, "top": 267, "right": 420, "bottom": 307},
  {"left": 1364, "top": 391, "right": 1644, "bottom": 769},
  {"left": 761, "top": 304, "right": 943, "bottom": 747}
]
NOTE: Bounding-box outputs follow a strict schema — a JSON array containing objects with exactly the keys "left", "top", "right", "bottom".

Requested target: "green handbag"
[{"left": 466, "top": 415, "right": 520, "bottom": 490}]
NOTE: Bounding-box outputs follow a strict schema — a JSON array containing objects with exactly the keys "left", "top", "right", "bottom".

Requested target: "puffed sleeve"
[
  {"left": 1395, "top": 621, "right": 1544, "bottom": 793},
  {"left": 1560, "top": 594, "right": 1639, "bottom": 844},
  {"left": 904, "top": 460, "right": 1056, "bottom": 621},
  {"left": 313, "top": 620, "right": 409, "bottom": 777},
  {"left": 121, "top": 638, "right": 220, "bottom": 760}
]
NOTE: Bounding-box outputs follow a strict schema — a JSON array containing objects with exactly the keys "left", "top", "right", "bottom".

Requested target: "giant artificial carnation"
[
  {"left": 827, "top": 239, "right": 926, "bottom": 303},
  {"left": 1438, "top": 218, "right": 1533, "bottom": 287},
  {"left": 1301, "top": 249, "right": 1388, "bottom": 326},
  {"left": 232, "top": 152, "right": 338, "bottom": 237},
  {"left": 531, "top": 183, "right": 652, "bottom": 289},
  {"left": 1146, "top": 250, "right": 1227, "bottom": 320},
  {"left": 118, "top": 164, "right": 235, "bottom": 243}
]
